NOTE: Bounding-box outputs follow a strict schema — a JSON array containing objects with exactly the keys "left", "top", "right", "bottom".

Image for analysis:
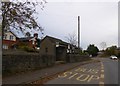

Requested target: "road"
[
  {"left": 45, "top": 57, "right": 118, "bottom": 85},
  {"left": 99, "top": 58, "right": 118, "bottom": 84}
]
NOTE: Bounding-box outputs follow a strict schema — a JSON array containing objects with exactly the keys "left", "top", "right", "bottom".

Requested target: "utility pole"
[{"left": 78, "top": 16, "right": 80, "bottom": 48}]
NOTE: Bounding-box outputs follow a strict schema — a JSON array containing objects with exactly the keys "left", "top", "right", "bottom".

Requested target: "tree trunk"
[{"left": 2, "top": 14, "right": 5, "bottom": 40}]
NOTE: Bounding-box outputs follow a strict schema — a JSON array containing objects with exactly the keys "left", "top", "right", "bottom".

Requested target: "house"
[
  {"left": 18, "top": 37, "right": 34, "bottom": 48},
  {"left": 40, "top": 35, "right": 79, "bottom": 62},
  {"left": 3, "top": 31, "right": 40, "bottom": 50},
  {"left": 2, "top": 31, "right": 18, "bottom": 49},
  {"left": 18, "top": 33, "right": 40, "bottom": 49}
]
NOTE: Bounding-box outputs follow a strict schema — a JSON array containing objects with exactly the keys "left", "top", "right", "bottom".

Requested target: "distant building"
[
  {"left": 18, "top": 37, "right": 34, "bottom": 49},
  {"left": 19, "top": 33, "right": 40, "bottom": 50},
  {"left": 40, "top": 35, "right": 79, "bottom": 61},
  {"left": 2, "top": 31, "right": 40, "bottom": 50}
]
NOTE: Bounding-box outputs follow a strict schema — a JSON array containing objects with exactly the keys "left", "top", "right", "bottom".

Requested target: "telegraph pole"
[{"left": 78, "top": 16, "right": 80, "bottom": 48}]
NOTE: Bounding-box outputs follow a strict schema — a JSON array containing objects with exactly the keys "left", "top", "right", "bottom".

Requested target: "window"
[
  {"left": 3, "top": 34, "right": 7, "bottom": 40},
  {"left": 10, "top": 35, "right": 14, "bottom": 40},
  {"left": 68, "top": 44, "right": 70, "bottom": 49},
  {"left": 67, "top": 49, "right": 70, "bottom": 53},
  {"left": 3, "top": 45, "right": 8, "bottom": 49},
  {"left": 56, "top": 42, "right": 59, "bottom": 47}
]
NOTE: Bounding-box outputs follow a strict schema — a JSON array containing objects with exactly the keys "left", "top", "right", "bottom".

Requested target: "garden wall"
[
  {"left": 2, "top": 53, "right": 55, "bottom": 76},
  {"left": 67, "top": 54, "right": 90, "bottom": 63}
]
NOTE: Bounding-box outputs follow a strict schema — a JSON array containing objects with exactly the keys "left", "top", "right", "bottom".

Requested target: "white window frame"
[
  {"left": 56, "top": 42, "right": 59, "bottom": 47},
  {"left": 3, "top": 45, "right": 8, "bottom": 49},
  {"left": 3, "top": 34, "right": 7, "bottom": 40},
  {"left": 10, "top": 35, "right": 14, "bottom": 40}
]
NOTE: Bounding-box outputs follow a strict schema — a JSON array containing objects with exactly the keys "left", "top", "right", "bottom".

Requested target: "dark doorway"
[{"left": 56, "top": 47, "right": 66, "bottom": 61}]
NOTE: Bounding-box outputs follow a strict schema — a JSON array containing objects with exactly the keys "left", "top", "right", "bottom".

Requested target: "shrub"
[{"left": 18, "top": 46, "right": 35, "bottom": 52}]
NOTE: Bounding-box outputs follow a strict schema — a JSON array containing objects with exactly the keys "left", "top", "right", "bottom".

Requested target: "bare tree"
[
  {"left": 66, "top": 32, "right": 77, "bottom": 46},
  {"left": 100, "top": 42, "right": 107, "bottom": 50}
]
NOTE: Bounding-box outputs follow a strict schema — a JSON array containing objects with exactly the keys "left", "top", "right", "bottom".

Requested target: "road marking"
[
  {"left": 101, "top": 66, "right": 104, "bottom": 70},
  {"left": 101, "top": 64, "right": 104, "bottom": 67},
  {"left": 58, "top": 66, "right": 101, "bottom": 83},
  {"left": 75, "top": 68, "right": 99, "bottom": 74},
  {"left": 75, "top": 68, "right": 87, "bottom": 72},
  {"left": 68, "top": 73, "right": 78, "bottom": 79},
  {"left": 101, "top": 62, "right": 104, "bottom": 67},
  {"left": 87, "top": 75, "right": 99, "bottom": 82},
  {"left": 87, "top": 69, "right": 99, "bottom": 74},
  {"left": 58, "top": 71, "right": 72, "bottom": 78},
  {"left": 101, "top": 70, "right": 104, "bottom": 73},
  {"left": 76, "top": 74, "right": 90, "bottom": 82},
  {"left": 99, "top": 81, "right": 104, "bottom": 84},
  {"left": 99, "top": 62, "right": 104, "bottom": 86},
  {"left": 100, "top": 74, "right": 104, "bottom": 79}
]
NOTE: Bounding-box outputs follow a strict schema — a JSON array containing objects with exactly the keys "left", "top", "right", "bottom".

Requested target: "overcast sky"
[
  {"left": 35, "top": 0, "right": 118, "bottom": 50},
  {"left": 3, "top": 0, "right": 118, "bottom": 50}
]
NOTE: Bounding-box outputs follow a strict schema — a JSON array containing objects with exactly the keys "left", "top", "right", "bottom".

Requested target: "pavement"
[
  {"left": 2, "top": 59, "right": 95, "bottom": 84},
  {"left": 45, "top": 57, "right": 118, "bottom": 85}
]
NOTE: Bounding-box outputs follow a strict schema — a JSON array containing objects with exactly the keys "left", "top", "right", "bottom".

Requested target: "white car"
[{"left": 110, "top": 55, "right": 118, "bottom": 60}]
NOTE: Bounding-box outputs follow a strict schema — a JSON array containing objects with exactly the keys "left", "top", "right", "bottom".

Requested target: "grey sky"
[
  {"left": 2, "top": 0, "right": 118, "bottom": 50},
  {"left": 36, "top": 1, "right": 118, "bottom": 50}
]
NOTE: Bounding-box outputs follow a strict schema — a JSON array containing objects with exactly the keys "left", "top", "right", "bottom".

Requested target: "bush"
[
  {"left": 23, "top": 46, "right": 35, "bottom": 52},
  {"left": 19, "top": 46, "right": 36, "bottom": 52},
  {"left": 104, "top": 46, "right": 117, "bottom": 56},
  {"left": 79, "top": 50, "right": 88, "bottom": 55},
  {"left": 86, "top": 44, "right": 99, "bottom": 56}
]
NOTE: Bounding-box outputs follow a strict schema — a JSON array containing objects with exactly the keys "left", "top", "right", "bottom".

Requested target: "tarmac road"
[
  {"left": 45, "top": 57, "right": 118, "bottom": 85},
  {"left": 99, "top": 58, "right": 118, "bottom": 84}
]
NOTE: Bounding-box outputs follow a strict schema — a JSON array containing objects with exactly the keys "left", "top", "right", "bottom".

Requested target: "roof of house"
[
  {"left": 19, "top": 37, "right": 34, "bottom": 41},
  {"left": 41, "top": 36, "right": 79, "bottom": 48},
  {"left": 117, "top": 47, "right": 120, "bottom": 50},
  {"left": 47, "top": 36, "right": 64, "bottom": 42},
  {"left": 19, "top": 36, "right": 41, "bottom": 42},
  {"left": 4, "top": 31, "right": 18, "bottom": 38}
]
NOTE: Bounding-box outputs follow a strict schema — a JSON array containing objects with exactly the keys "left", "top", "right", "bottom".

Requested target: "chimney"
[{"left": 34, "top": 33, "right": 38, "bottom": 38}]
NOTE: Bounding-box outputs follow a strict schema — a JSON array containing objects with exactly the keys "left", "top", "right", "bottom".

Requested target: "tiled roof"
[
  {"left": 19, "top": 37, "right": 34, "bottom": 41},
  {"left": 45, "top": 35, "right": 68, "bottom": 45},
  {"left": 4, "top": 31, "right": 18, "bottom": 38}
]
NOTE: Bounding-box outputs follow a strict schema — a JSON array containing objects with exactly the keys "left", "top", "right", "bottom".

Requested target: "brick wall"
[{"left": 2, "top": 40, "right": 18, "bottom": 49}]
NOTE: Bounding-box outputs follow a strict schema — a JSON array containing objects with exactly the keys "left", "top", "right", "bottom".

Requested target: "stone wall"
[
  {"left": 39, "top": 37, "right": 56, "bottom": 56},
  {"left": 2, "top": 53, "right": 55, "bottom": 76},
  {"left": 67, "top": 54, "right": 90, "bottom": 63},
  {"left": 2, "top": 50, "right": 90, "bottom": 76}
]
